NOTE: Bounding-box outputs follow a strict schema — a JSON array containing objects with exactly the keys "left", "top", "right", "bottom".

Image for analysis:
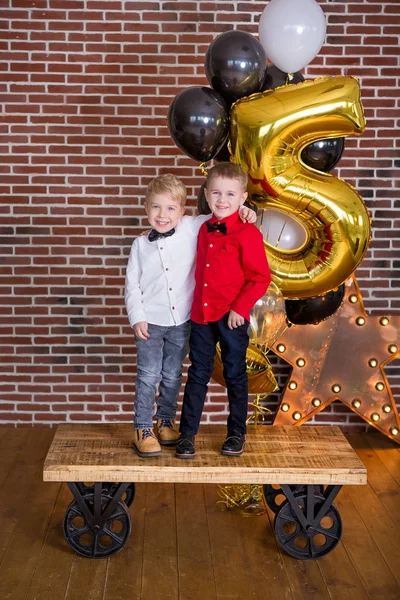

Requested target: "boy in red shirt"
[{"left": 176, "top": 163, "right": 271, "bottom": 459}]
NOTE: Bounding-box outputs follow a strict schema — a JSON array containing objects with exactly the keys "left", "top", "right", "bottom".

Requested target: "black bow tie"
[
  {"left": 148, "top": 228, "right": 175, "bottom": 242},
  {"left": 206, "top": 221, "right": 227, "bottom": 234}
]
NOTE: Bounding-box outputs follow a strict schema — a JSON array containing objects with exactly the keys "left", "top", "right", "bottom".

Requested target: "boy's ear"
[{"left": 241, "top": 191, "right": 248, "bottom": 204}]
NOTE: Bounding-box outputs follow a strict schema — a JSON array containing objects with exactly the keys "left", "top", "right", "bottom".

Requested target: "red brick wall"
[{"left": 0, "top": 0, "right": 399, "bottom": 428}]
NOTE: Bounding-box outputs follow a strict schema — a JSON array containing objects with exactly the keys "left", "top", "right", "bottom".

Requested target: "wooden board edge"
[{"left": 43, "top": 466, "right": 367, "bottom": 486}]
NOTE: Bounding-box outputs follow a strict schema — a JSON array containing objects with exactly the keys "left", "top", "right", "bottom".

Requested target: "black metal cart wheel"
[
  {"left": 63, "top": 489, "right": 132, "bottom": 558},
  {"left": 263, "top": 484, "right": 302, "bottom": 513},
  {"left": 263, "top": 484, "right": 324, "bottom": 513},
  {"left": 274, "top": 490, "right": 342, "bottom": 559},
  {"left": 75, "top": 482, "right": 136, "bottom": 507}
]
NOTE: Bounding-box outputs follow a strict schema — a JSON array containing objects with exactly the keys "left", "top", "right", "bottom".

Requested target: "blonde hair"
[
  {"left": 146, "top": 173, "right": 187, "bottom": 207},
  {"left": 206, "top": 162, "right": 248, "bottom": 191}
]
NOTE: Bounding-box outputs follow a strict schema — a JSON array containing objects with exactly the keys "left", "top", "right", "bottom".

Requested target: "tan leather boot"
[
  {"left": 155, "top": 419, "right": 180, "bottom": 446},
  {"left": 133, "top": 428, "right": 162, "bottom": 457}
]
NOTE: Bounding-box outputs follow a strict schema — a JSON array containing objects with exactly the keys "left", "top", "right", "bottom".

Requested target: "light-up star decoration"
[{"left": 271, "top": 277, "right": 400, "bottom": 443}]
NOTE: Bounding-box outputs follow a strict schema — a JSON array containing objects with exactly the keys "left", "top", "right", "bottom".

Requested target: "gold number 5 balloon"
[{"left": 230, "top": 76, "right": 370, "bottom": 299}]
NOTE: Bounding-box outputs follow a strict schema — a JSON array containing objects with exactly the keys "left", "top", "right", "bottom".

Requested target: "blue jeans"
[
  {"left": 134, "top": 322, "right": 190, "bottom": 429},
  {"left": 180, "top": 314, "right": 249, "bottom": 436}
]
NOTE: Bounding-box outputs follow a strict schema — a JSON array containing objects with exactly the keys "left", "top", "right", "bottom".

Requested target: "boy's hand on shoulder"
[
  {"left": 227, "top": 310, "right": 245, "bottom": 329},
  {"left": 132, "top": 321, "right": 150, "bottom": 340},
  {"left": 239, "top": 205, "right": 257, "bottom": 224}
]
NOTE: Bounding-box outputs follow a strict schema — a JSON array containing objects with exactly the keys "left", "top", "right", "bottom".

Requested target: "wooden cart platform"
[{"left": 43, "top": 424, "right": 367, "bottom": 560}]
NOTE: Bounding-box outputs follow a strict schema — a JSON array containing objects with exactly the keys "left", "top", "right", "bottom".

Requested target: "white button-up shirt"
[{"left": 125, "top": 214, "right": 211, "bottom": 327}]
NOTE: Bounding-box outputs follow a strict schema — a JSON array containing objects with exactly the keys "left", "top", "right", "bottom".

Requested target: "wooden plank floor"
[{"left": 0, "top": 427, "right": 399, "bottom": 600}]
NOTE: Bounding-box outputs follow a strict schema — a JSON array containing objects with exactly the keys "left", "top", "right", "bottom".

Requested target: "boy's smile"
[
  {"left": 145, "top": 193, "right": 185, "bottom": 233},
  {"left": 205, "top": 176, "right": 248, "bottom": 220}
]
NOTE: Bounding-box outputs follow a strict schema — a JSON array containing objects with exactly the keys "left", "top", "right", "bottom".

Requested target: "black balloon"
[
  {"left": 214, "top": 140, "right": 232, "bottom": 163},
  {"left": 301, "top": 137, "right": 345, "bottom": 173},
  {"left": 205, "top": 30, "right": 267, "bottom": 104},
  {"left": 260, "top": 66, "right": 344, "bottom": 173},
  {"left": 261, "top": 64, "right": 304, "bottom": 91},
  {"left": 168, "top": 87, "right": 229, "bottom": 163},
  {"left": 285, "top": 284, "right": 345, "bottom": 326}
]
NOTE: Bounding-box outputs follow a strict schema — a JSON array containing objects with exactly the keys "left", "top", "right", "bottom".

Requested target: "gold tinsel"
[
  {"left": 217, "top": 484, "right": 266, "bottom": 517},
  {"left": 217, "top": 395, "right": 271, "bottom": 516},
  {"left": 199, "top": 162, "right": 209, "bottom": 177},
  {"left": 246, "top": 393, "right": 272, "bottom": 425}
]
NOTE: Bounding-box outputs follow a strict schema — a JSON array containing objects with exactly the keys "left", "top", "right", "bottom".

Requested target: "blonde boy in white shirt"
[{"left": 125, "top": 174, "right": 255, "bottom": 457}]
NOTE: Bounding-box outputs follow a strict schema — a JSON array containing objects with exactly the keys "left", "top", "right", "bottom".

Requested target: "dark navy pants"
[{"left": 180, "top": 313, "right": 249, "bottom": 436}]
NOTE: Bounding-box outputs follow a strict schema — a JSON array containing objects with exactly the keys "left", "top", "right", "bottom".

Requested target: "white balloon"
[
  {"left": 257, "top": 208, "right": 307, "bottom": 251},
  {"left": 258, "top": 0, "right": 326, "bottom": 73}
]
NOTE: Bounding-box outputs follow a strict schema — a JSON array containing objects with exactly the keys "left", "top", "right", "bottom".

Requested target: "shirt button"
[
  {"left": 160, "top": 247, "right": 163, "bottom": 250},
  {"left": 169, "top": 287, "right": 172, "bottom": 291},
  {"left": 206, "top": 264, "right": 210, "bottom": 267},
  {"left": 172, "top": 306, "right": 175, "bottom": 310},
  {"left": 166, "top": 268, "right": 169, "bottom": 271},
  {"left": 209, "top": 244, "right": 213, "bottom": 248},
  {"left": 204, "top": 283, "right": 208, "bottom": 287},
  {"left": 204, "top": 302, "right": 208, "bottom": 306}
]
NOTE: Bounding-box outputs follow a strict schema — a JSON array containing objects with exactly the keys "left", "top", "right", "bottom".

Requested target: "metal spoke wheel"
[
  {"left": 75, "top": 482, "right": 136, "bottom": 507},
  {"left": 263, "top": 484, "right": 302, "bottom": 513},
  {"left": 263, "top": 484, "right": 324, "bottom": 513},
  {"left": 274, "top": 492, "right": 342, "bottom": 559},
  {"left": 63, "top": 492, "right": 131, "bottom": 558}
]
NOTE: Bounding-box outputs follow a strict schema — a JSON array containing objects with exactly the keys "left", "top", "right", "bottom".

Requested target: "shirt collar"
[{"left": 209, "top": 210, "right": 241, "bottom": 227}]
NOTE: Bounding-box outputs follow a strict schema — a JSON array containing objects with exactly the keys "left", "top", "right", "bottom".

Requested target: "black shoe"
[
  {"left": 175, "top": 434, "right": 196, "bottom": 459},
  {"left": 221, "top": 432, "right": 245, "bottom": 456}
]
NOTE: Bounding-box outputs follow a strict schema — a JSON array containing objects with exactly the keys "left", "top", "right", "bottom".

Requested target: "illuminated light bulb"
[
  {"left": 368, "top": 358, "right": 378, "bottom": 368},
  {"left": 288, "top": 381, "right": 297, "bottom": 390},
  {"left": 380, "top": 317, "right": 389, "bottom": 326},
  {"left": 371, "top": 412, "right": 380, "bottom": 422},
  {"left": 352, "top": 398, "right": 361, "bottom": 409},
  {"left": 349, "top": 294, "right": 358, "bottom": 304},
  {"left": 390, "top": 427, "right": 399, "bottom": 436},
  {"left": 388, "top": 344, "right": 398, "bottom": 354},
  {"left": 375, "top": 382, "right": 385, "bottom": 391},
  {"left": 312, "top": 397, "right": 321, "bottom": 407},
  {"left": 332, "top": 384, "right": 341, "bottom": 393},
  {"left": 276, "top": 344, "right": 286, "bottom": 353},
  {"left": 382, "top": 404, "right": 391, "bottom": 413},
  {"left": 356, "top": 316, "right": 365, "bottom": 326},
  {"left": 296, "top": 358, "right": 306, "bottom": 367},
  {"left": 292, "top": 411, "right": 302, "bottom": 421},
  {"left": 281, "top": 403, "right": 290, "bottom": 412}
]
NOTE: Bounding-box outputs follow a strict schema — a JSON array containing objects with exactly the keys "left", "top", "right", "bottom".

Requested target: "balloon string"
[
  {"left": 260, "top": 209, "right": 272, "bottom": 246},
  {"left": 276, "top": 220, "right": 288, "bottom": 248},
  {"left": 261, "top": 210, "right": 287, "bottom": 251},
  {"left": 259, "top": 209, "right": 265, "bottom": 233},
  {"left": 246, "top": 393, "right": 272, "bottom": 425},
  {"left": 199, "top": 162, "right": 209, "bottom": 177}
]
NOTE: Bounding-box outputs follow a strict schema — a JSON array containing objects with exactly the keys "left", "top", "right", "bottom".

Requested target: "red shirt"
[{"left": 191, "top": 211, "right": 271, "bottom": 324}]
